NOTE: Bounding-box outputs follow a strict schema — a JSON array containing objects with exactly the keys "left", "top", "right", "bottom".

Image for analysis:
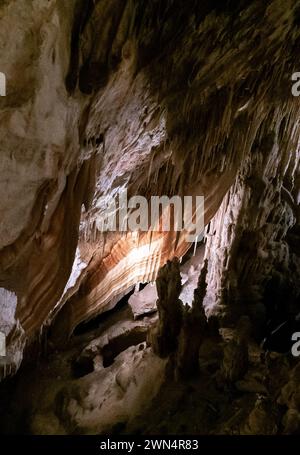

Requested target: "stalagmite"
[{"left": 149, "top": 258, "right": 183, "bottom": 358}]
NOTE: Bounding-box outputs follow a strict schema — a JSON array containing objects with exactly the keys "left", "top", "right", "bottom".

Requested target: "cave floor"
[{"left": 0, "top": 298, "right": 297, "bottom": 435}]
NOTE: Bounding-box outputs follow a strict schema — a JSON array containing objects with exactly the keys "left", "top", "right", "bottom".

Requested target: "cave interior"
[{"left": 0, "top": 0, "right": 300, "bottom": 436}]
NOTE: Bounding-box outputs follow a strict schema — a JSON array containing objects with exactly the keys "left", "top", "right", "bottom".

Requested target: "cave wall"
[{"left": 204, "top": 106, "right": 300, "bottom": 332}]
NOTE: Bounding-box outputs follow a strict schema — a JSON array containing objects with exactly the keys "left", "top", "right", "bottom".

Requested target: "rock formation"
[{"left": 0, "top": 0, "right": 299, "bottom": 436}]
